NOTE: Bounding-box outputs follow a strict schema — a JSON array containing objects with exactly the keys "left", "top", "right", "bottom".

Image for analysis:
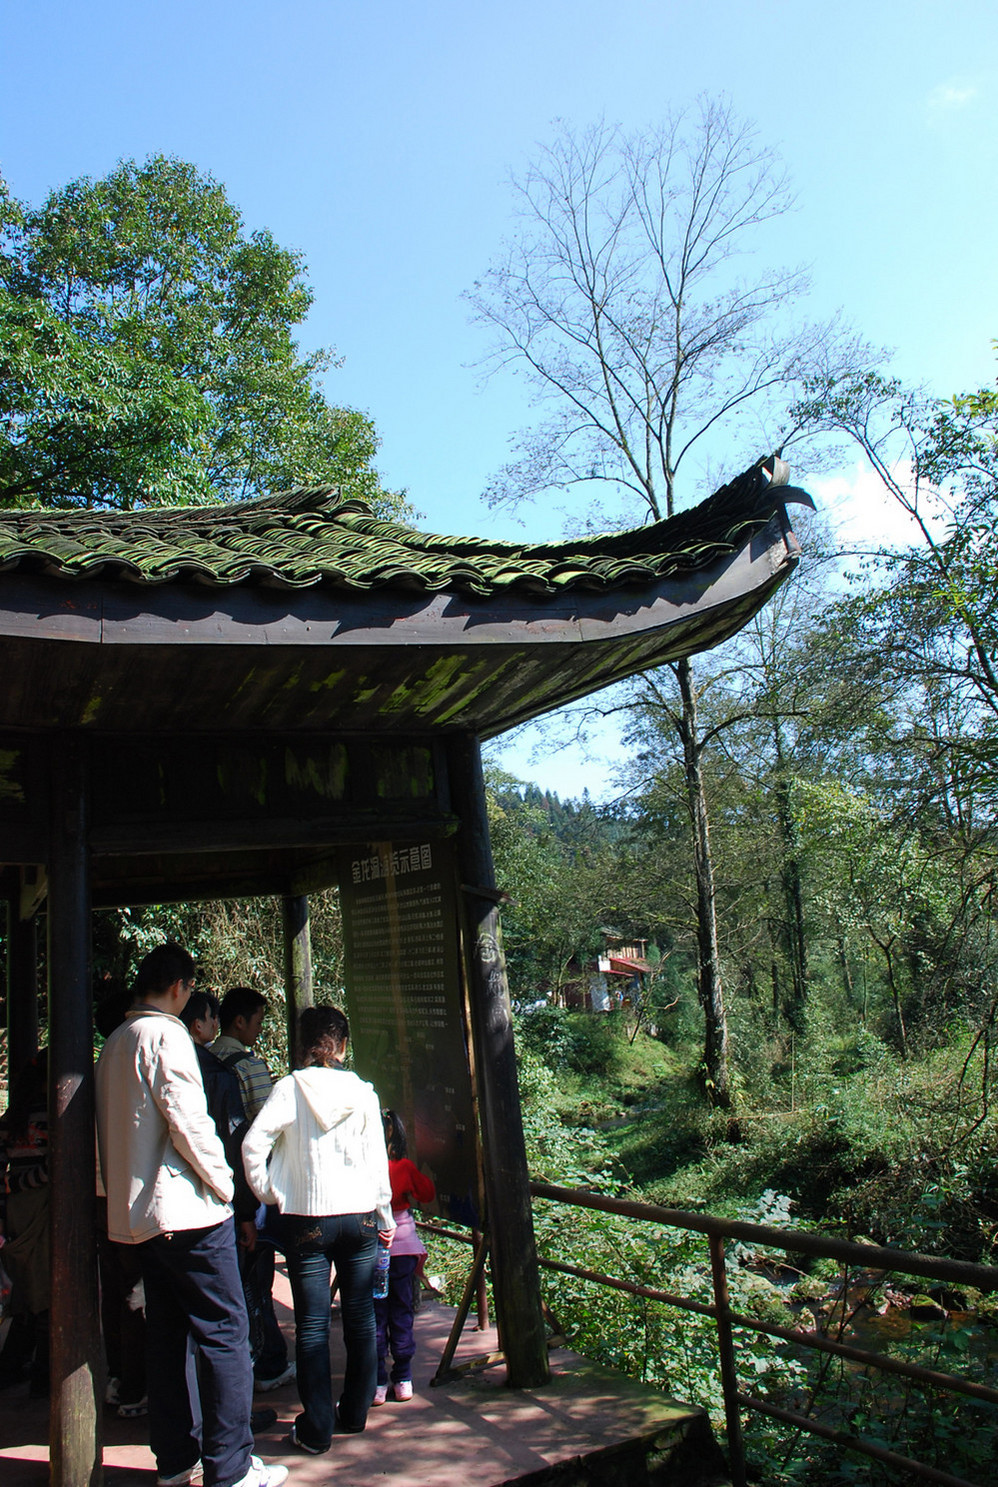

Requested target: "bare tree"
[{"left": 470, "top": 100, "right": 850, "bottom": 1107}]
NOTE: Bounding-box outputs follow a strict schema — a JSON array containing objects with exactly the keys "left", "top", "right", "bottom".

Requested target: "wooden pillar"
[
  {"left": 47, "top": 743, "right": 101, "bottom": 1487},
  {"left": 446, "top": 732, "right": 550, "bottom": 1388},
  {"left": 282, "top": 893, "right": 313, "bottom": 1070},
  {"left": 6, "top": 902, "right": 39, "bottom": 1077}
]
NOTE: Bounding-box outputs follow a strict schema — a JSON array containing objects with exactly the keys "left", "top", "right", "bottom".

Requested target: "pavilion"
[{"left": 0, "top": 454, "right": 812, "bottom": 1486}]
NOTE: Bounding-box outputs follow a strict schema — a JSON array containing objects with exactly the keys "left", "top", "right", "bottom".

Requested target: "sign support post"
[
  {"left": 282, "top": 893, "right": 313, "bottom": 1069},
  {"left": 447, "top": 732, "right": 550, "bottom": 1389}
]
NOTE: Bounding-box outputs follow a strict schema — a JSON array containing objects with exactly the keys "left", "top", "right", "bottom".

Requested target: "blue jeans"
[
  {"left": 139, "top": 1220, "right": 253, "bottom": 1487},
  {"left": 281, "top": 1211, "right": 378, "bottom": 1447}
]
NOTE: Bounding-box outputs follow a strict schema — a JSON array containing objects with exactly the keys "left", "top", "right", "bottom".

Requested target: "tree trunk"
[
  {"left": 837, "top": 933, "right": 856, "bottom": 1011},
  {"left": 676, "top": 658, "right": 731, "bottom": 1109},
  {"left": 281, "top": 893, "right": 313, "bottom": 1070},
  {"left": 773, "top": 720, "right": 808, "bottom": 1032},
  {"left": 879, "top": 938, "right": 909, "bottom": 1059}
]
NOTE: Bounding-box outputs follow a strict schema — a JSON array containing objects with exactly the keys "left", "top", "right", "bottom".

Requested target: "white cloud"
[
  {"left": 928, "top": 80, "right": 979, "bottom": 114},
  {"left": 810, "top": 460, "right": 918, "bottom": 553},
  {"left": 809, "top": 459, "right": 952, "bottom": 574}
]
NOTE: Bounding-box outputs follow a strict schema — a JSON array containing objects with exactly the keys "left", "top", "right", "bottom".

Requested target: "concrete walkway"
[{"left": 0, "top": 1265, "right": 728, "bottom": 1486}]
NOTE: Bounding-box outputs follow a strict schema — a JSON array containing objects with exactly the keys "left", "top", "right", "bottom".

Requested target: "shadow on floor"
[{"left": 0, "top": 1264, "right": 728, "bottom": 1486}]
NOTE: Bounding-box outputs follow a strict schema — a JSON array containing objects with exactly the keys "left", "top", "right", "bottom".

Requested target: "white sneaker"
[
  {"left": 156, "top": 1467, "right": 202, "bottom": 1487},
  {"left": 117, "top": 1395, "right": 149, "bottom": 1418},
  {"left": 254, "top": 1362, "right": 296, "bottom": 1392},
  {"left": 372, "top": 1384, "right": 388, "bottom": 1406},
  {"left": 233, "top": 1456, "right": 288, "bottom": 1487},
  {"left": 104, "top": 1376, "right": 121, "bottom": 1406},
  {"left": 393, "top": 1380, "right": 414, "bottom": 1401}
]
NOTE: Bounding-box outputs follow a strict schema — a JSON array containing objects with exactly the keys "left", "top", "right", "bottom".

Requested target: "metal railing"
[{"left": 526, "top": 1181, "right": 998, "bottom": 1487}]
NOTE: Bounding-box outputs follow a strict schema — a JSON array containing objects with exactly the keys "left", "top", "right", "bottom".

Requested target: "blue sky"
[{"left": 4, "top": 1, "right": 997, "bottom": 792}]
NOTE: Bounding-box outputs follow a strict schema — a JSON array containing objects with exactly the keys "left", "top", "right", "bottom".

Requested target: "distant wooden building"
[
  {"left": 588, "top": 937, "right": 655, "bottom": 1012},
  {"left": 0, "top": 456, "right": 811, "bottom": 1485}
]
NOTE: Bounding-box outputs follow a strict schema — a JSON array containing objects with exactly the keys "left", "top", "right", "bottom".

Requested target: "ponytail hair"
[{"left": 382, "top": 1108, "right": 408, "bottom": 1161}]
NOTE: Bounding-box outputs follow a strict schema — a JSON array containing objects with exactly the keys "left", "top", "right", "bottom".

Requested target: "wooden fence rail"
[
  {"left": 526, "top": 1181, "right": 998, "bottom": 1487},
  {"left": 421, "top": 1186, "right": 998, "bottom": 1485}
]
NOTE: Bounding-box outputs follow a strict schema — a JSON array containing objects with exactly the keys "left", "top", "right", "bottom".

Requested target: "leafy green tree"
[
  {"left": 794, "top": 358, "right": 998, "bottom": 797},
  {"left": 0, "top": 156, "right": 404, "bottom": 512},
  {"left": 92, "top": 890, "right": 345, "bottom": 1075},
  {"left": 793, "top": 771, "right": 998, "bottom": 1059},
  {"left": 788, "top": 357, "right": 998, "bottom": 1052}
]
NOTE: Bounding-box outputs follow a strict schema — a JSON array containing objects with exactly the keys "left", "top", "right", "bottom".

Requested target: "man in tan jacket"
[{"left": 96, "top": 943, "right": 288, "bottom": 1487}]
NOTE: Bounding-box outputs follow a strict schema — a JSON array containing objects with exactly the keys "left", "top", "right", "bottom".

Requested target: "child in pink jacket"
[{"left": 372, "top": 1110, "right": 436, "bottom": 1404}]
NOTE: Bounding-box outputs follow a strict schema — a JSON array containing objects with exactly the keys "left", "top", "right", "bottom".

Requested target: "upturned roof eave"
[
  {"left": 0, "top": 513, "right": 799, "bottom": 651},
  {"left": 0, "top": 514, "right": 800, "bottom": 739},
  {"left": 0, "top": 459, "right": 814, "bottom": 597}
]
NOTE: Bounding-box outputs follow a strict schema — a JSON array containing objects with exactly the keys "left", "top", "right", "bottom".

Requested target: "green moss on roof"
[{"left": 0, "top": 459, "right": 808, "bottom": 597}]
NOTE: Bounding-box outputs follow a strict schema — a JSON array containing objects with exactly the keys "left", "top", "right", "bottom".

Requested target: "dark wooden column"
[
  {"left": 446, "top": 732, "right": 550, "bottom": 1388},
  {"left": 47, "top": 743, "right": 101, "bottom": 1486},
  {"left": 282, "top": 893, "right": 313, "bottom": 1070},
  {"left": 6, "top": 901, "right": 39, "bottom": 1076}
]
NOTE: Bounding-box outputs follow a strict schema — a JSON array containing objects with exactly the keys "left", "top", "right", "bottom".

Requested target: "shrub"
[{"left": 516, "top": 1004, "right": 621, "bottom": 1075}]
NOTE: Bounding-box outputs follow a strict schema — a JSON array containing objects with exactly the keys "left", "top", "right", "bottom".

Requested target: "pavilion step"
[
  {"left": 458, "top": 1368, "right": 732, "bottom": 1487},
  {"left": 495, "top": 1422, "right": 731, "bottom": 1486}
]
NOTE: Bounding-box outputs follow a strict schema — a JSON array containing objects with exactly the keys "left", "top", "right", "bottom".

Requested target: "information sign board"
[{"left": 338, "top": 838, "right": 481, "bottom": 1226}]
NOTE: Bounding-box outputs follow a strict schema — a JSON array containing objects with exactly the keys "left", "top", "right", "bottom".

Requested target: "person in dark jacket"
[
  {"left": 181, "top": 993, "right": 257, "bottom": 1242},
  {"left": 181, "top": 993, "right": 290, "bottom": 1396}
]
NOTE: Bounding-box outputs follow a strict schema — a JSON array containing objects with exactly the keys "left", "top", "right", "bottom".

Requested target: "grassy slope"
[{"left": 533, "top": 1014, "right": 998, "bottom": 1259}]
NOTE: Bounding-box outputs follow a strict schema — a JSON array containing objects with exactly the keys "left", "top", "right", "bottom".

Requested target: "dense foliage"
[
  {"left": 489, "top": 1011, "right": 998, "bottom": 1485},
  {"left": 0, "top": 156, "right": 405, "bottom": 513}
]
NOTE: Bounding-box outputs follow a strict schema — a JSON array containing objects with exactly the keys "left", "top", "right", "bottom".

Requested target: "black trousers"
[{"left": 139, "top": 1219, "right": 254, "bottom": 1487}]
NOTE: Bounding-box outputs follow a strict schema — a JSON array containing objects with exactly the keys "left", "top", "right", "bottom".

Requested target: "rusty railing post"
[
  {"left": 528, "top": 1180, "right": 998, "bottom": 1487},
  {"left": 708, "top": 1230, "right": 747, "bottom": 1487}
]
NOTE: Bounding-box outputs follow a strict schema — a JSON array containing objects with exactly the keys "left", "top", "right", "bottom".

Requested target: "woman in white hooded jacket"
[{"left": 242, "top": 1006, "right": 394, "bottom": 1453}]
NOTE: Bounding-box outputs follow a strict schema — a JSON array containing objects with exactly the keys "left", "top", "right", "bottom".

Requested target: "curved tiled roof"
[{"left": 0, "top": 458, "right": 809, "bottom": 598}]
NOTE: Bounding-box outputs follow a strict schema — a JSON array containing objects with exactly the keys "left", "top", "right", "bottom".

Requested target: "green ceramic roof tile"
[{"left": 0, "top": 459, "right": 810, "bottom": 597}]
